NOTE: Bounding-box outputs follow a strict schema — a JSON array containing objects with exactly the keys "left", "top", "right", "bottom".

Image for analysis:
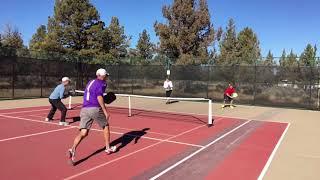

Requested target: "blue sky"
[{"left": 0, "top": 0, "right": 319, "bottom": 57}]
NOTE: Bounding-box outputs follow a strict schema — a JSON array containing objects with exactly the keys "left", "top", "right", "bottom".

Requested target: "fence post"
[
  {"left": 206, "top": 65, "right": 210, "bottom": 99},
  {"left": 40, "top": 60, "right": 43, "bottom": 98},
  {"left": 309, "top": 66, "right": 313, "bottom": 109},
  {"left": 11, "top": 58, "right": 15, "bottom": 99},
  {"left": 253, "top": 62, "right": 257, "bottom": 105},
  {"left": 117, "top": 63, "right": 120, "bottom": 93},
  {"left": 317, "top": 71, "right": 320, "bottom": 110},
  {"left": 76, "top": 61, "right": 81, "bottom": 90},
  {"left": 131, "top": 65, "right": 133, "bottom": 95}
]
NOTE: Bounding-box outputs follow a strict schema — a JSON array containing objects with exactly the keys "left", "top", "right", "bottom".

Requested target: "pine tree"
[
  {"left": 299, "top": 44, "right": 317, "bottom": 66},
  {"left": 42, "top": 16, "right": 65, "bottom": 53},
  {"left": 29, "top": 25, "right": 47, "bottom": 50},
  {"left": 45, "top": 0, "right": 104, "bottom": 56},
  {"left": 263, "top": 50, "right": 275, "bottom": 66},
  {"left": 236, "top": 27, "right": 261, "bottom": 64},
  {"left": 1, "top": 24, "right": 24, "bottom": 48},
  {"left": 154, "top": 0, "right": 214, "bottom": 64},
  {"left": 136, "top": 29, "right": 153, "bottom": 59},
  {"left": 284, "top": 49, "right": 299, "bottom": 83},
  {"left": 107, "top": 17, "right": 129, "bottom": 59},
  {"left": 218, "top": 18, "right": 237, "bottom": 65},
  {"left": 279, "top": 49, "right": 287, "bottom": 66},
  {"left": 0, "top": 34, "right": 2, "bottom": 48},
  {"left": 286, "top": 49, "right": 298, "bottom": 66}
]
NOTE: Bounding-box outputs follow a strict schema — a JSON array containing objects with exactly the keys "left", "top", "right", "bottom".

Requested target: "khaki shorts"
[{"left": 79, "top": 107, "right": 108, "bottom": 130}]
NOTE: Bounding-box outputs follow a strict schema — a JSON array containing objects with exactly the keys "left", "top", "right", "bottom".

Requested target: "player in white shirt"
[{"left": 163, "top": 78, "right": 173, "bottom": 104}]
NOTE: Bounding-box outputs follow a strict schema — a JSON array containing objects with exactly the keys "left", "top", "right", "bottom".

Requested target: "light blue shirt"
[{"left": 49, "top": 84, "right": 65, "bottom": 99}]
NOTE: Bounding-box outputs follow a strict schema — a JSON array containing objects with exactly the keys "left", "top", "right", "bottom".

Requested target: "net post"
[
  {"left": 208, "top": 99, "right": 213, "bottom": 127},
  {"left": 68, "top": 96, "right": 72, "bottom": 109},
  {"left": 128, "top": 95, "right": 132, "bottom": 117}
]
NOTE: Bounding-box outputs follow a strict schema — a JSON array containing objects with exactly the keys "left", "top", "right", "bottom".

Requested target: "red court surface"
[{"left": 0, "top": 106, "right": 289, "bottom": 180}]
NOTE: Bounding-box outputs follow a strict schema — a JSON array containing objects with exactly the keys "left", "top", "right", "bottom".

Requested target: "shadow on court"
[
  {"left": 73, "top": 128, "right": 150, "bottom": 166},
  {"left": 166, "top": 100, "right": 179, "bottom": 104},
  {"left": 68, "top": 116, "right": 80, "bottom": 124}
]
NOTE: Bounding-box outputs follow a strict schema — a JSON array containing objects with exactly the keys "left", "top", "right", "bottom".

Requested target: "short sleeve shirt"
[
  {"left": 49, "top": 84, "right": 65, "bottom": 99},
  {"left": 224, "top": 87, "right": 235, "bottom": 96},
  {"left": 82, "top": 79, "right": 107, "bottom": 108},
  {"left": 163, "top": 80, "right": 173, "bottom": 91}
]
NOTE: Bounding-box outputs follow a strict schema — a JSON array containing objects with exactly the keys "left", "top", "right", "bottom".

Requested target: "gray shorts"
[{"left": 79, "top": 107, "right": 108, "bottom": 130}]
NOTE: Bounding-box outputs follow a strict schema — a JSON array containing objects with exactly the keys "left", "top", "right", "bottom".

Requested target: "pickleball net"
[{"left": 68, "top": 90, "right": 213, "bottom": 127}]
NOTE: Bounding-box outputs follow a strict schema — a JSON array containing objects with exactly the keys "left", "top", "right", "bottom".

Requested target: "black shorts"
[
  {"left": 166, "top": 90, "right": 172, "bottom": 97},
  {"left": 224, "top": 94, "right": 233, "bottom": 102}
]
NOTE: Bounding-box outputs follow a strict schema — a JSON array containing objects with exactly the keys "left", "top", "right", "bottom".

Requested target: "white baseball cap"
[
  {"left": 96, "top": 68, "right": 109, "bottom": 76},
  {"left": 62, "top": 77, "right": 71, "bottom": 82}
]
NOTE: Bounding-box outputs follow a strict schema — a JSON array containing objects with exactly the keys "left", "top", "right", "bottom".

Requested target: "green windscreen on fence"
[{"left": 0, "top": 56, "right": 319, "bottom": 110}]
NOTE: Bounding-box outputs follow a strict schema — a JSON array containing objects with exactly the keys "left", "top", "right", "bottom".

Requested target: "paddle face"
[
  {"left": 231, "top": 93, "right": 238, "bottom": 98},
  {"left": 104, "top": 92, "right": 117, "bottom": 104}
]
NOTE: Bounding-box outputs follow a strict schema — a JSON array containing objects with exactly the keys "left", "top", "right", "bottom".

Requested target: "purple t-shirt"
[{"left": 82, "top": 79, "right": 107, "bottom": 108}]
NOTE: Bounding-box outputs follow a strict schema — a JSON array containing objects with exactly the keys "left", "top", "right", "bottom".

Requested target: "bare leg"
[
  {"left": 103, "top": 126, "right": 111, "bottom": 149},
  {"left": 71, "top": 129, "right": 88, "bottom": 151},
  {"left": 230, "top": 99, "right": 234, "bottom": 108},
  {"left": 222, "top": 99, "right": 226, "bottom": 108}
]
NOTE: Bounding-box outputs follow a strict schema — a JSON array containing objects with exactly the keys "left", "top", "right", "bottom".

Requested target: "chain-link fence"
[{"left": 1, "top": 56, "right": 320, "bottom": 110}]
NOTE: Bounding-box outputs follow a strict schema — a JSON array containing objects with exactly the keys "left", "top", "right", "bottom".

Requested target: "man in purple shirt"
[{"left": 68, "top": 68, "right": 116, "bottom": 164}]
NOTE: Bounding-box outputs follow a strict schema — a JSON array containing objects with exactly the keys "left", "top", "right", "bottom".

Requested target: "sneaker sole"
[
  {"left": 105, "top": 146, "right": 117, "bottom": 154},
  {"left": 66, "top": 150, "right": 75, "bottom": 166}
]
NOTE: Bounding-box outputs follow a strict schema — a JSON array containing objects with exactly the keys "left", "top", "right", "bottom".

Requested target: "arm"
[
  {"left": 60, "top": 86, "right": 65, "bottom": 99},
  {"left": 98, "top": 95, "right": 109, "bottom": 119},
  {"left": 225, "top": 89, "right": 232, "bottom": 98}
]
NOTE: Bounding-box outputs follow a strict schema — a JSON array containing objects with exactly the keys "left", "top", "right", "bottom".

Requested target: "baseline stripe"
[{"left": 0, "top": 126, "right": 74, "bottom": 142}]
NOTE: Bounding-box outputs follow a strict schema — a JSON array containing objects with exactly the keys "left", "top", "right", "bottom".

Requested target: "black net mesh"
[
  {"left": 0, "top": 56, "right": 319, "bottom": 110},
  {"left": 0, "top": 57, "right": 14, "bottom": 99}
]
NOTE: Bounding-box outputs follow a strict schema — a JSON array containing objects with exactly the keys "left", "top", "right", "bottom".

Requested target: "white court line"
[
  {"left": 63, "top": 124, "right": 207, "bottom": 180},
  {"left": 0, "top": 114, "right": 205, "bottom": 148},
  {"left": 257, "top": 123, "right": 290, "bottom": 180},
  {"left": 0, "top": 108, "right": 50, "bottom": 115},
  {"left": 226, "top": 128, "right": 253, "bottom": 149},
  {"left": 109, "top": 130, "right": 204, "bottom": 148},
  {"left": 149, "top": 120, "right": 252, "bottom": 180},
  {"left": 0, "top": 114, "right": 61, "bottom": 126},
  {"left": 91, "top": 127, "right": 204, "bottom": 148},
  {"left": 215, "top": 114, "right": 289, "bottom": 124},
  {"left": 111, "top": 126, "right": 175, "bottom": 137},
  {"left": 26, "top": 114, "right": 176, "bottom": 137},
  {"left": 0, "top": 126, "right": 74, "bottom": 142}
]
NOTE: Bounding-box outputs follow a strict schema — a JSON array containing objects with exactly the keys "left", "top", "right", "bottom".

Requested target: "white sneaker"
[
  {"left": 67, "top": 149, "right": 76, "bottom": 165},
  {"left": 105, "top": 146, "right": 117, "bottom": 154},
  {"left": 59, "top": 122, "right": 69, "bottom": 126},
  {"left": 45, "top": 118, "right": 52, "bottom": 122}
]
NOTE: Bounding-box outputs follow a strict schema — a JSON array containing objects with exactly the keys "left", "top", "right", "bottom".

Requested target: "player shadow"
[
  {"left": 73, "top": 128, "right": 150, "bottom": 166},
  {"left": 110, "top": 128, "right": 150, "bottom": 152},
  {"left": 166, "top": 100, "right": 179, "bottom": 104},
  {"left": 68, "top": 116, "right": 80, "bottom": 124}
]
